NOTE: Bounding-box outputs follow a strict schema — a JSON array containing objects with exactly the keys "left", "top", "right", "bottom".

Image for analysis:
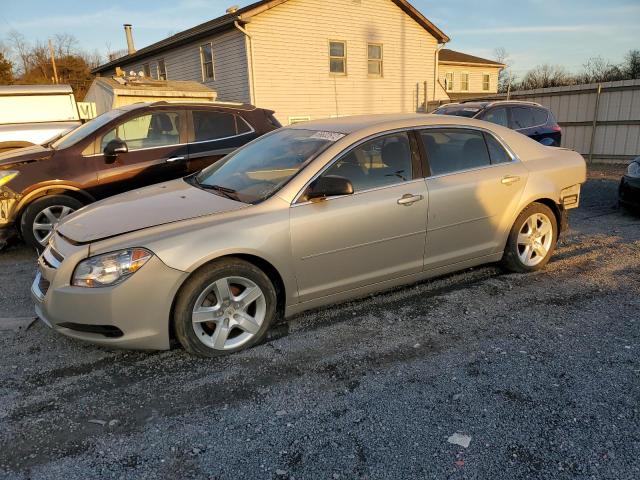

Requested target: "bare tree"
[
  {"left": 494, "top": 47, "right": 512, "bottom": 93},
  {"left": 7, "top": 30, "right": 30, "bottom": 75},
  {"left": 519, "top": 64, "right": 574, "bottom": 90},
  {"left": 623, "top": 49, "right": 640, "bottom": 79},
  {"left": 579, "top": 56, "right": 624, "bottom": 83}
]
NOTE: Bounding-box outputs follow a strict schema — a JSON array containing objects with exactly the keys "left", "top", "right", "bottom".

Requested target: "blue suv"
[{"left": 434, "top": 101, "right": 562, "bottom": 147}]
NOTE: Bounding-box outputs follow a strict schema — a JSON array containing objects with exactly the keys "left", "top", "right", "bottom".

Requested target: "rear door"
[
  {"left": 420, "top": 127, "right": 528, "bottom": 269},
  {"left": 96, "top": 108, "right": 188, "bottom": 196},
  {"left": 187, "top": 108, "right": 260, "bottom": 173}
]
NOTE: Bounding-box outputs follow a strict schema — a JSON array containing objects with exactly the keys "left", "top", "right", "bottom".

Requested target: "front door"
[
  {"left": 96, "top": 109, "right": 188, "bottom": 196},
  {"left": 187, "top": 109, "right": 260, "bottom": 173},
  {"left": 419, "top": 127, "right": 528, "bottom": 269},
  {"left": 290, "top": 131, "right": 428, "bottom": 302}
]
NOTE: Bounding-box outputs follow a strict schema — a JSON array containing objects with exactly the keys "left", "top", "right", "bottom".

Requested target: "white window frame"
[
  {"left": 445, "top": 72, "right": 454, "bottom": 92},
  {"left": 367, "top": 43, "right": 383, "bottom": 77},
  {"left": 200, "top": 42, "right": 215, "bottom": 81},
  {"left": 460, "top": 72, "right": 469, "bottom": 92},
  {"left": 329, "top": 40, "right": 347, "bottom": 76},
  {"left": 157, "top": 59, "right": 167, "bottom": 80},
  {"left": 482, "top": 73, "right": 490, "bottom": 91}
]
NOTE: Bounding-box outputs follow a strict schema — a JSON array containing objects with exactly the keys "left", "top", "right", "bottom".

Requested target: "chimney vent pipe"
[{"left": 123, "top": 24, "right": 136, "bottom": 55}]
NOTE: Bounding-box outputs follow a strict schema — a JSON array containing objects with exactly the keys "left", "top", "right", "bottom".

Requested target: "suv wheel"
[
  {"left": 20, "top": 195, "right": 83, "bottom": 250},
  {"left": 173, "top": 258, "right": 278, "bottom": 358},
  {"left": 501, "top": 203, "right": 558, "bottom": 273}
]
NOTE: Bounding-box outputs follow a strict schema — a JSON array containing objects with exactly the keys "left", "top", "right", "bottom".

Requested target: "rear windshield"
[{"left": 433, "top": 106, "right": 481, "bottom": 118}]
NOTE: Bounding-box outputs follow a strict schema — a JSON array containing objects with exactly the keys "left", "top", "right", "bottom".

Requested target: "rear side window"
[
  {"left": 533, "top": 107, "right": 549, "bottom": 125},
  {"left": 510, "top": 107, "right": 536, "bottom": 129},
  {"left": 482, "top": 107, "right": 508, "bottom": 127},
  {"left": 192, "top": 111, "right": 253, "bottom": 142},
  {"left": 420, "top": 129, "right": 491, "bottom": 176},
  {"left": 484, "top": 133, "right": 511, "bottom": 164}
]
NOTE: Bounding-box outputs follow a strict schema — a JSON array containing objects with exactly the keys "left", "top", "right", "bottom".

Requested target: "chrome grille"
[{"left": 42, "top": 245, "right": 64, "bottom": 269}]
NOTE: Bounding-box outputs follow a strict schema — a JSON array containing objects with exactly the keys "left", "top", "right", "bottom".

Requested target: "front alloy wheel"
[
  {"left": 32, "top": 205, "right": 76, "bottom": 246},
  {"left": 174, "top": 259, "right": 277, "bottom": 357}
]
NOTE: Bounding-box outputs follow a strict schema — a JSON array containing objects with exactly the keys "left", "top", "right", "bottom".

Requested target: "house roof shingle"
[
  {"left": 439, "top": 49, "right": 505, "bottom": 67},
  {"left": 93, "top": 0, "right": 449, "bottom": 74}
]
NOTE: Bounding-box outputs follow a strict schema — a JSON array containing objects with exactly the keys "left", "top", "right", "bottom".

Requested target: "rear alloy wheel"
[
  {"left": 174, "top": 259, "right": 277, "bottom": 357},
  {"left": 501, "top": 203, "right": 558, "bottom": 273},
  {"left": 20, "top": 195, "right": 83, "bottom": 250}
]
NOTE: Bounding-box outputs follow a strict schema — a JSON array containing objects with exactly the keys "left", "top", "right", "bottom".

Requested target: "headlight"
[
  {"left": 0, "top": 171, "right": 19, "bottom": 187},
  {"left": 72, "top": 248, "right": 153, "bottom": 288},
  {"left": 627, "top": 161, "right": 640, "bottom": 178}
]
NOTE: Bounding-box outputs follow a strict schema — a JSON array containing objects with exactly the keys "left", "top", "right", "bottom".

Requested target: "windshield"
[
  {"left": 194, "top": 128, "right": 343, "bottom": 204},
  {"left": 433, "top": 106, "right": 481, "bottom": 118},
  {"left": 51, "top": 109, "right": 124, "bottom": 150}
]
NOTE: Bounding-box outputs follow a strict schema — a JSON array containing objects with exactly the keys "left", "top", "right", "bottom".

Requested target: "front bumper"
[
  {"left": 31, "top": 233, "right": 188, "bottom": 350},
  {"left": 619, "top": 176, "right": 640, "bottom": 209}
]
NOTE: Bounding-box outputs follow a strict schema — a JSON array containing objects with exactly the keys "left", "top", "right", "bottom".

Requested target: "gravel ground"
[{"left": 0, "top": 164, "right": 638, "bottom": 479}]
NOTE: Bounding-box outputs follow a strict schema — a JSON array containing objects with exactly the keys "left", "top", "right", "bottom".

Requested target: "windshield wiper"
[{"left": 199, "top": 183, "right": 239, "bottom": 200}]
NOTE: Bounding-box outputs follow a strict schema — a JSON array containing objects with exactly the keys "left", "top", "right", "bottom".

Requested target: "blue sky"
[{"left": 1, "top": 0, "right": 638, "bottom": 76}]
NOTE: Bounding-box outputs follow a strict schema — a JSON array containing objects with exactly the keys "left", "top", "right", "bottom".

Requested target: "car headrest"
[
  {"left": 152, "top": 113, "right": 174, "bottom": 133},
  {"left": 463, "top": 137, "right": 487, "bottom": 158},
  {"left": 381, "top": 141, "right": 409, "bottom": 171}
]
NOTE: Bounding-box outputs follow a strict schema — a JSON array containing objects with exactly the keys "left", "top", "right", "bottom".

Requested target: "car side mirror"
[
  {"left": 306, "top": 175, "right": 354, "bottom": 201},
  {"left": 103, "top": 139, "right": 128, "bottom": 164}
]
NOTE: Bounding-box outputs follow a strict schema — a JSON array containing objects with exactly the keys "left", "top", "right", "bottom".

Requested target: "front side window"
[
  {"left": 195, "top": 129, "right": 342, "bottom": 204},
  {"left": 510, "top": 107, "right": 535, "bottom": 129},
  {"left": 101, "top": 111, "right": 181, "bottom": 151},
  {"left": 200, "top": 42, "right": 215, "bottom": 80},
  {"left": 482, "top": 73, "right": 490, "bottom": 91},
  {"left": 445, "top": 72, "right": 454, "bottom": 91},
  {"left": 329, "top": 41, "right": 346, "bottom": 75},
  {"left": 321, "top": 132, "right": 413, "bottom": 192},
  {"left": 460, "top": 73, "right": 469, "bottom": 91},
  {"left": 420, "top": 128, "right": 491, "bottom": 176},
  {"left": 482, "top": 107, "right": 508, "bottom": 127},
  {"left": 157, "top": 59, "right": 167, "bottom": 80},
  {"left": 367, "top": 43, "right": 383, "bottom": 77},
  {"left": 192, "top": 110, "right": 253, "bottom": 142}
]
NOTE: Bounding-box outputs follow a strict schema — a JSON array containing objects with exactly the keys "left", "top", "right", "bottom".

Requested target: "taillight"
[{"left": 551, "top": 125, "right": 562, "bottom": 133}]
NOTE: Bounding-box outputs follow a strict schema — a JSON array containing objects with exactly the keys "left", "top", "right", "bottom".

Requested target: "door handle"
[
  {"left": 501, "top": 175, "right": 521, "bottom": 185},
  {"left": 166, "top": 156, "right": 185, "bottom": 163},
  {"left": 397, "top": 194, "right": 423, "bottom": 206}
]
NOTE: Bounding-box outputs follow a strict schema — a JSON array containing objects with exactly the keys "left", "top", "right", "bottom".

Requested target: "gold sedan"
[{"left": 32, "top": 114, "right": 586, "bottom": 357}]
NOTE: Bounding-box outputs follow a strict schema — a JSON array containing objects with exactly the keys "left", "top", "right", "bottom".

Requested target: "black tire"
[
  {"left": 173, "top": 258, "right": 278, "bottom": 358},
  {"left": 501, "top": 202, "right": 558, "bottom": 273},
  {"left": 20, "top": 195, "right": 84, "bottom": 251}
]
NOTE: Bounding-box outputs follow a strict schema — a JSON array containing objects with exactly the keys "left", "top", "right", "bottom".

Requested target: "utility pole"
[
  {"left": 48, "top": 39, "right": 59, "bottom": 84},
  {"left": 506, "top": 69, "right": 512, "bottom": 100}
]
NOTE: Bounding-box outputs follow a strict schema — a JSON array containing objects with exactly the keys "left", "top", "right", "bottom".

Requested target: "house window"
[
  {"left": 142, "top": 63, "right": 151, "bottom": 77},
  {"left": 482, "top": 73, "right": 490, "bottom": 91},
  {"left": 367, "top": 43, "right": 383, "bottom": 77},
  {"left": 445, "top": 72, "right": 454, "bottom": 91},
  {"left": 329, "top": 41, "right": 346, "bottom": 75},
  {"left": 157, "top": 59, "right": 167, "bottom": 80},
  {"left": 461, "top": 72, "right": 469, "bottom": 91},
  {"left": 200, "top": 42, "right": 215, "bottom": 80}
]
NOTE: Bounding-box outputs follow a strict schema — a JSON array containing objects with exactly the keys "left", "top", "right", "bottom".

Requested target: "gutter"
[
  {"left": 434, "top": 41, "right": 447, "bottom": 100},
  {"left": 234, "top": 20, "right": 257, "bottom": 106}
]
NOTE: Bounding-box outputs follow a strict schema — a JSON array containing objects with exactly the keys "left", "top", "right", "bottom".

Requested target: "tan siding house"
[
  {"left": 438, "top": 49, "right": 505, "bottom": 100},
  {"left": 94, "top": 0, "right": 457, "bottom": 124}
]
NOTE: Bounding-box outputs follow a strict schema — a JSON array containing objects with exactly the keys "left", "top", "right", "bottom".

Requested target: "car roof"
[
  {"left": 113, "top": 101, "right": 258, "bottom": 112},
  {"left": 287, "top": 113, "right": 501, "bottom": 134}
]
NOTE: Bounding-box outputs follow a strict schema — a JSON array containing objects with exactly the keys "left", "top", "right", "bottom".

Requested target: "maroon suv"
[{"left": 0, "top": 101, "right": 280, "bottom": 249}]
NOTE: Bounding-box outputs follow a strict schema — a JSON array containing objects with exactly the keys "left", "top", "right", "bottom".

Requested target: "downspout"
[
  {"left": 234, "top": 20, "right": 257, "bottom": 105},
  {"left": 434, "top": 41, "right": 447, "bottom": 102}
]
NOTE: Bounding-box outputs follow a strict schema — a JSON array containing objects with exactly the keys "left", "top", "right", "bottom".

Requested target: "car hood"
[
  {"left": 0, "top": 145, "right": 52, "bottom": 167},
  {"left": 57, "top": 179, "right": 246, "bottom": 243}
]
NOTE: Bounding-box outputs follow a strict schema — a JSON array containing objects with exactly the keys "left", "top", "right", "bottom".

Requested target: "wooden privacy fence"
[{"left": 428, "top": 79, "right": 640, "bottom": 164}]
